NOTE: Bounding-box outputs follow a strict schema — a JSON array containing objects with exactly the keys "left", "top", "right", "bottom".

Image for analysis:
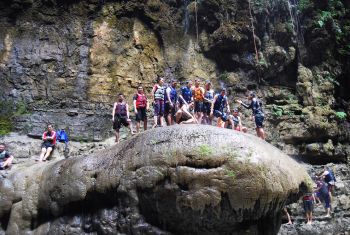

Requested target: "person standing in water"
[
  {"left": 236, "top": 91, "right": 265, "bottom": 140},
  {"left": 152, "top": 77, "right": 166, "bottom": 128},
  {"left": 112, "top": 94, "right": 134, "bottom": 143}
]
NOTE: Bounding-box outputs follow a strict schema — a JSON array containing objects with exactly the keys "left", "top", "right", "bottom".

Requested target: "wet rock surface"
[{"left": 0, "top": 125, "right": 310, "bottom": 234}]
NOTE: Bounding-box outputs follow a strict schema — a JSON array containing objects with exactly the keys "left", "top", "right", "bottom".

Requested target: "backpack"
[
  {"left": 325, "top": 168, "right": 336, "bottom": 183},
  {"left": 56, "top": 129, "right": 69, "bottom": 143}
]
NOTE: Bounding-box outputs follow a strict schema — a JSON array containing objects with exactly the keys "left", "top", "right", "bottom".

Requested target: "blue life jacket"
[
  {"left": 57, "top": 129, "right": 69, "bottom": 143},
  {"left": 167, "top": 86, "right": 178, "bottom": 103},
  {"left": 214, "top": 94, "right": 227, "bottom": 111},
  {"left": 181, "top": 86, "right": 192, "bottom": 103},
  {"left": 204, "top": 89, "right": 214, "bottom": 102},
  {"left": 251, "top": 98, "right": 264, "bottom": 116}
]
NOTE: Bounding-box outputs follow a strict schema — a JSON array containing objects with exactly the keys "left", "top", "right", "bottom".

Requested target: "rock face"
[{"left": 0, "top": 125, "right": 311, "bottom": 234}]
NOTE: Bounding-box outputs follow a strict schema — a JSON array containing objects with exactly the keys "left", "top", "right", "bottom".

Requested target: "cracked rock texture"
[{"left": 0, "top": 125, "right": 310, "bottom": 234}]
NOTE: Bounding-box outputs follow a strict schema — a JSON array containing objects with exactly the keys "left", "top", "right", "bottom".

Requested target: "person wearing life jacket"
[
  {"left": 203, "top": 80, "right": 214, "bottom": 125},
  {"left": 229, "top": 108, "right": 248, "bottom": 132},
  {"left": 0, "top": 143, "right": 14, "bottom": 170},
  {"left": 302, "top": 191, "right": 314, "bottom": 225},
  {"left": 192, "top": 78, "right": 205, "bottom": 124},
  {"left": 133, "top": 86, "right": 149, "bottom": 132},
  {"left": 315, "top": 179, "right": 332, "bottom": 218},
  {"left": 112, "top": 93, "right": 134, "bottom": 143},
  {"left": 152, "top": 77, "right": 166, "bottom": 128},
  {"left": 236, "top": 91, "right": 265, "bottom": 140},
  {"left": 210, "top": 88, "right": 230, "bottom": 128},
  {"left": 165, "top": 79, "right": 178, "bottom": 125},
  {"left": 179, "top": 80, "right": 193, "bottom": 105},
  {"left": 38, "top": 124, "right": 57, "bottom": 162},
  {"left": 320, "top": 166, "right": 336, "bottom": 203}
]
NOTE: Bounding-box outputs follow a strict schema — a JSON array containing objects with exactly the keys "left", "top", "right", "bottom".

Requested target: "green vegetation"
[
  {"left": 225, "top": 169, "right": 236, "bottom": 181},
  {"left": 325, "top": 75, "right": 340, "bottom": 86},
  {"left": 0, "top": 101, "right": 31, "bottom": 136},
  {"left": 316, "top": 11, "right": 333, "bottom": 28},
  {"left": 218, "top": 71, "right": 229, "bottom": 81},
  {"left": 335, "top": 111, "right": 347, "bottom": 121},
  {"left": 298, "top": 0, "right": 313, "bottom": 11},
  {"left": 271, "top": 105, "right": 283, "bottom": 117},
  {"left": 197, "top": 144, "right": 214, "bottom": 157}
]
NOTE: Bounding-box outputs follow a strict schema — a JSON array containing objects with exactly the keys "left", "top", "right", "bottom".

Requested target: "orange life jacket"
[{"left": 193, "top": 87, "right": 204, "bottom": 101}]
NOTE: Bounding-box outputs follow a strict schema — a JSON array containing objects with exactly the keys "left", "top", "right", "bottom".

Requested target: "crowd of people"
[{"left": 112, "top": 77, "right": 265, "bottom": 143}]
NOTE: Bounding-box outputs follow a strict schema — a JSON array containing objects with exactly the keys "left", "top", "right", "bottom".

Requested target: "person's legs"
[
  {"left": 284, "top": 207, "right": 292, "bottom": 224},
  {"left": 323, "top": 194, "right": 331, "bottom": 217},
  {"left": 38, "top": 147, "right": 47, "bottom": 161},
  {"left": 143, "top": 119, "right": 148, "bottom": 130},
  {"left": 175, "top": 110, "right": 183, "bottom": 124},
  {"left": 115, "top": 129, "right": 120, "bottom": 143},
  {"left": 43, "top": 147, "right": 53, "bottom": 161}
]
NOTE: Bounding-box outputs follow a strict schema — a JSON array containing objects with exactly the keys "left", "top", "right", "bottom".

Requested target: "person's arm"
[
  {"left": 210, "top": 95, "right": 218, "bottom": 114},
  {"left": 112, "top": 103, "right": 117, "bottom": 121},
  {"left": 146, "top": 96, "right": 150, "bottom": 110},
  {"left": 51, "top": 131, "right": 56, "bottom": 142},
  {"left": 178, "top": 95, "right": 188, "bottom": 106},
  {"left": 151, "top": 85, "right": 157, "bottom": 101},
  {"left": 166, "top": 88, "right": 172, "bottom": 106},
  {"left": 133, "top": 95, "right": 138, "bottom": 114},
  {"left": 238, "top": 116, "right": 243, "bottom": 129},
  {"left": 126, "top": 104, "right": 130, "bottom": 120},
  {"left": 226, "top": 99, "right": 230, "bottom": 113},
  {"left": 42, "top": 132, "right": 47, "bottom": 141},
  {"left": 201, "top": 87, "right": 205, "bottom": 100}
]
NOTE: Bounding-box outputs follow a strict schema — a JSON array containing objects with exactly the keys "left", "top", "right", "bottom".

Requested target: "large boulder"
[{"left": 0, "top": 125, "right": 311, "bottom": 234}]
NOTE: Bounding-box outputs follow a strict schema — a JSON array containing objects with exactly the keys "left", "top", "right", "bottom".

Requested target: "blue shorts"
[
  {"left": 214, "top": 110, "right": 228, "bottom": 122},
  {"left": 255, "top": 114, "right": 264, "bottom": 128},
  {"left": 303, "top": 200, "right": 313, "bottom": 213},
  {"left": 194, "top": 101, "right": 204, "bottom": 112},
  {"left": 154, "top": 100, "right": 164, "bottom": 116}
]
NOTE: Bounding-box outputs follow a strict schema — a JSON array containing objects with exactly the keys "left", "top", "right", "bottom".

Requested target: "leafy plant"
[
  {"left": 218, "top": 71, "right": 229, "bottom": 81},
  {"left": 271, "top": 105, "right": 283, "bottom": 117},
  {"left": 298, "top": 0, "right": 313, "bottom": 11},
  {"left": 317, "top": 11, "right": 333, "bottom": 28},
  {"left": 226, "top": 169, "right": 236, "bottom": 181},
  {"left": 335, "top": 112, "right": 347, "bottom": 121},
  {"left": 197, "top": 144, "right": 213, "bottom": 157}
]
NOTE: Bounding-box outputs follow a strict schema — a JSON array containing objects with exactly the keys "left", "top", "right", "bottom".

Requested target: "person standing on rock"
[
  {"left": 192, "top": 78, "right": 205, "bottom": 124},
  {"left": 133, "top": 86, "right": 149, "bottom": 132},
  {"left": 38, "top": 124, "right": 57, "bottom": 162},
  {"left": 302, "top": 191, "right": 314, "bottom": 225},
  {"left": 152, "top": 77, "right": 166, "bottom": 128},
  {"left": 236, "top": 91, "right": 265, "bottom": 140},
  {"left": 112, "top": 94, "right": 134, "bottom": 143},
  {"left": 315, "top": 179, "right": 332, "bottom": 218},
  {"left": 203, "top": 80, "right": 214, "bottom": 125},
  {"left": 320, "top": 166, "right": 336, "bottom": 203},
  {"left": 211, "top": 88, "right": 230, "bottom": 128},
  {"left": 0, "top": 143, "right": 14, "bottom": 170},
  {"left": 179, "top": 80, "right": 193, "bottom": 106},
  {"left": 165, "top": 79, "right": 178, "bottom": 125}
]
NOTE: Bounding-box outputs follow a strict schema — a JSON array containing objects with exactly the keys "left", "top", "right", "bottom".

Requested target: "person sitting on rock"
[
  {"left": 315, "top": 178, "right": 331, "bottom": 218},
  {"left": 229, "top": 108, "right": 248, "bottom": 132},
  {"left": 302, "top": 191, "right": 314, "bottom": 225},
  {"left": 210, "top": 88, "right": 230, "bottom": 128},
  {"left": 175, "top": 96, "right": 198, "bottom": 124},
  {"left": 38, "top": 124, "right": 57, "bottom": 162},
  {"left": 152, "top": 77, "right": 166, "bottom": 128},
  {"left": 236, "top": 91, "right": 265, "bottom": 140},
  {"left": 112, "top": 93, "right": 134, "bottom": 143},
  {"left": 203, "top": 80, "right": 214, "bottom": 125},
  {"left": 165, "top": 79, "right": 178, "bottom": 125},
  {"left": 133, "top": 86, "right": 149, "bottom": 132},
  {"left": 0, "top": 143, "right": 14, "bottom": 170},
  {"left": 192, "top": 78, "right": 205, "bottom": 124}
]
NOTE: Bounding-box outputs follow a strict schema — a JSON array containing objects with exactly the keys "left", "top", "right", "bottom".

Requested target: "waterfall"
[{"left": 183, "top": 0, "right": 190, "bottom": 34}]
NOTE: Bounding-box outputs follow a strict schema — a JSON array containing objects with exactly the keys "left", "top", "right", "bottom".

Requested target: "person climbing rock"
[
  {"left": 165, "top": 79, "right": 178, "bottom": 125},
  {"left": 315, "top": 178, "right": 332, "bottom": 218},
  {"left": 175, "top": 97, "right": 197, "bottom": 124},
  {"left": 38, "top": 124, "right": 56, "bottom": 162},
  {"left": 0, "top": 143, "right": 14, "bottom": 170},
  {"left": 133, "top": 86, "right": 149, "bottom": 132},
  {"left": 283, "top": 207, "right": 293, "bottom": 225},
  {"left": 112, "top": 94, "right": 134, "bottom": 143},
  {"left": 229, "top": 108, "right": 248, "bottom": 132},
  {"left": 211, "top": 88, "right": 230, "bottom": 128},
  {"left": 179, "top": 80, "right": 193, "bottom": 106},
  {"left": 236, "top": 91, "right": 265, "bottom": 140},
  {"left": 302, "top": 191, "right": 314, "bottom": 225},
  {"left": 320, "top": 166, "right": 336, "bottom": 203},
  {"left": 192, "top": 78, "right": 205, "bottom": 124},
  {"left": 203, "top": 80, "right": 214, "bottom": 125},
  {"left": 152, "top": 77, "right": 166, "bottom": 128}
]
